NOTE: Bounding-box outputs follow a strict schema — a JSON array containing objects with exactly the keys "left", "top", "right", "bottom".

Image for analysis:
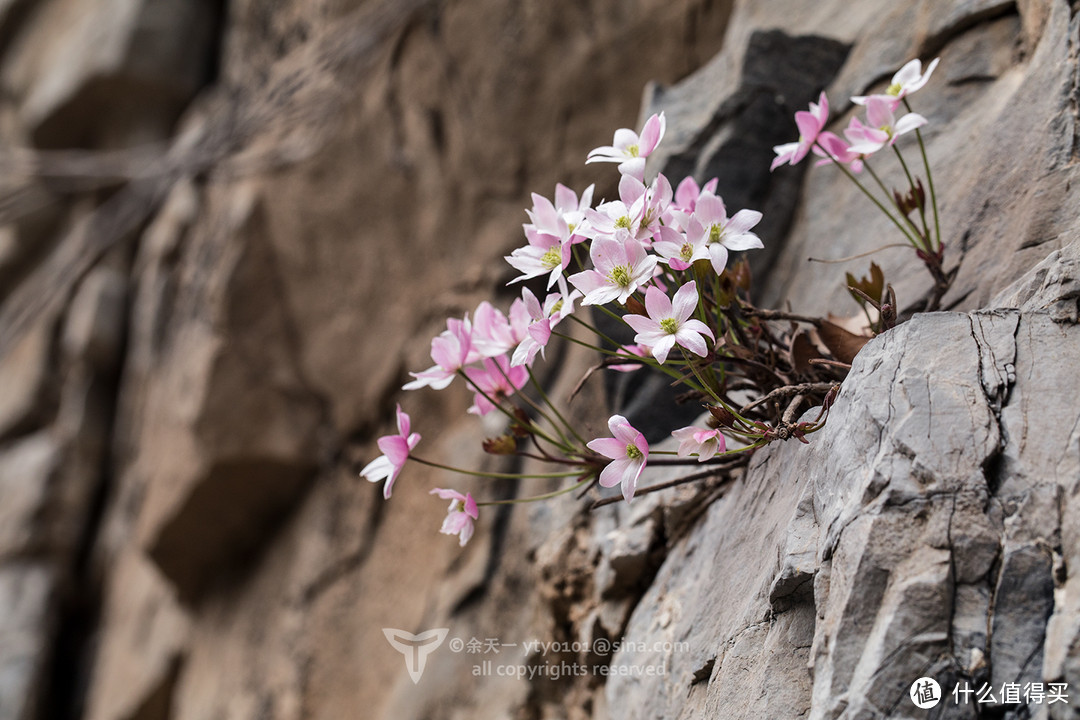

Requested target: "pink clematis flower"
[
  {"left": 464, "top": 355, "right": 529, "bottom": 416},
  {"left": 511, "top": 287, "right": 580, "bottom": 367},
  {"left": 607, "top": 343, "right": 650, "bottom": 372},
  {"left": 771, "top": 91, "right": 829, "bottom": 170},
  {"left": 622, "top": 281, "right": 715, "bottom": 364},
  {"left": 568, "top": 235, "right": 658, "bottom": 306},
  {"left": 844, "top": 96, "right": 926, "bottom": 156},
  {"left": 505, "top": 226, "right": 572, "bottom": 290},
  {"left": 673, "top": 176, "right": 719, "bottom": 215},
  {"left": 671, "top": 425, "right": 726, "bottom": 462},
  {"left": 812, "top": 131, "right": 865, "bottom": 173},
  {"left": 852, "top": 57, "right": 940, "bottom": 108},
  {"left": 586, "top": 414, "right": 649, "bottom": 504},
  {"left": 430, "top": 488, "right": 479, "bottom": 546},
  {"left": 360, "top": 404, "right": 421, "bottom": 499},
  {"left": 692, "top": 192, "right": 764, "bottom": 275},
  {"left": 472, "top": 298, "right": 530, "bottom": 359},
  {"left": 587, "top": 112, "right": 666, "bottom": 180},
  {"left": 403, "top": 317, "right": 475, "bottom": 391}
]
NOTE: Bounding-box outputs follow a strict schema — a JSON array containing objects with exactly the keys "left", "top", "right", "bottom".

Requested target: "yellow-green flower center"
[
  {"left": 609, "top": 264, "right": 632, "bottom": 287},
  {"left": 567, "top": 222, "right": 577, "bottom": 234},
  {"left": 680, "top": 242, "right": 694, "bottom": 261},
  {"left": 627, "top": 144, "right": 640, "bottom": 158},
  {"left": 708, "top": 223, "right": 725, "bottom": 244},
  {"left": 550, "top": 299, "right": 564, "bottom": 314},
  {"left": 541, "top": 246, "right": 562, "bottom": 269},
  {"left": 615, "top": 215, "right": 632, "bottom": 230},
  {"left": 625, "top": 443, "right": 643, "bottom": 460},
  {"left": 659, "top": 317, "right": 679, "bottom": 334},
  {"left": 887, "top": 82, "right": 902, "bottom": 96}
]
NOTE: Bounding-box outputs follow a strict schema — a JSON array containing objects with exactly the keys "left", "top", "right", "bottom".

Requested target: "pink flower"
[
  {"left": 607, "top": 343, "right": 650, "bottom": 372},
  {"left": 587, "top": 112, "right": 666, "bottom": 180},
  {"left": 471, "top": 299, "right": 530, "bottom": 359},
  {"left": 587, "top": 415, "right": 649, "bottom": 503},
  {"left": 671, "top": 425, "right": 726, "bottom": 462},
  {"left": 568, "top": 235, "right": 658, "bottom": 306},
  {"left": 464, "top": 355, "right": 528, "bottom": 416},
  {"left": 511, "top": 287, "right": 580, "bottom": 367},
  {"left": 852, "top": 57, "right": 939, "bottom": 108},
  {"left": 430, "top": 488, "right": 479, "bottom": 546},
  {"left": 505, "top": 226, "right": 572, "bottom": 290},
  {"left": 812, "top": 131, "right": 864, "bottom": 173},
  {"left": 771, "top": 91, "right": 829, "bottom": 170},
  {"left": 360, "top": 404, "right": 421, "bottom": 499},
  {"left": 652, "top": 224, "right": 709, "bottom": 271},
  {"left": 403, "top": 317, "right": 475, "bottom": 391},
  {"left": 844, "top": 96, "right": 926, "bottom": 156},
  {"left": 673, "top": 176, "right": 719, "bottom": 215},
  {"left": 622, "top": 282, "right": 715, "bottom": 364},
  {"left": 692, "top": 192, "right": 764, "bottom": 275}
]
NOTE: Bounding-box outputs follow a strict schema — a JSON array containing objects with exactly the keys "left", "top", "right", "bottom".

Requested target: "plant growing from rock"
[{"left": 361, "top": 57, "right": 950, "bottom": 545}]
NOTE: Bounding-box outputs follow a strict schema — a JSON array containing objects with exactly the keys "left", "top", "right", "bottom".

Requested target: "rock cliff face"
[{"left": 0, "top": 1, "right": 1077, "bottom": 719}]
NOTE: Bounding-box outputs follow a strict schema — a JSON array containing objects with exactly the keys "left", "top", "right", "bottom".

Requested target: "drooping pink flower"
[
  {"left": 403, "top": 317, "right": 475, "bottom": 391},
  {"left": 510, "top": 287, "right": 580, "bottom": 367},
  {"left": 568, "top": 235, "right": 658, "bottom": 306},
  {"left": 464, "top": 355, "right": 529, "bottom": 416},
  {"left": 586, "top": 112, "right": 666, "bottom": 180},
  {"left": 844, "top": 96, "right": 926, "bottom": 156},
  {"left": 673, "top": 176, "right": 719, "bottom": 215},
  {"left": 586, "top": 415, "right": 649, "bottom": 504},
  {"left": 771, "top": 91, "right": 829, "bottom": 170},
  {"left": 360, "top": 404, "right": 421, "bottom": 499},
  {"left": 652, "top": 223, "right": 708, "bottom": 271},
  {"left": 852, "top": 57, "right": 940, "bottom": 108},
  {"left": 471, "top": 299, "right": 530, "bottom": 359},
  {"left": 692, "top": 192, "right": 764, "bottom": 275},
  {"left": 671, "top": 425, "right": 726, "bottom": 462},
  {"left": 812, "top": 131, "right": 865, "bottom": 173},
  {"left": 430, "top": 488, "right": 479, "bottom": 546},
  {"left": 622, "top": 282, "right": 715, "bottom": 364},
  {"left": 607, "top": 343, "right": 650, "bottom": 372}
]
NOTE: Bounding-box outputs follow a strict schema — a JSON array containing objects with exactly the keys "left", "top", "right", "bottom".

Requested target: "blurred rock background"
[{"left": 0, "top": 1, "right": 1076, "bottom": 719}]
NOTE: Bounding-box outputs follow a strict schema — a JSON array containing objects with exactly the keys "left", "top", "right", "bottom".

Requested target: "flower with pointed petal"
[
  {"left": 652, "top": 224, "right": 708, "bottom": 271},
  {"left": 771, "top": 92, "right": 829, "bottom": 170},
  {"left": 586, "top": 112, "right": 666, "bottom": 180},
  {"left": 852, "top": 57, "right": 940, "bottom": 108},
  {"left": 622, "top": 282, "right": 715, "bottom": 364},
  {"left": 360, "top": 404, "right": 421, "bottom": 499},
  {"left": 505, "top": 227, "right": 572, "bottom": 290},
  {"left": 472, "top": 298, "right": 530, "bottom": 359},
  {"left": 586, "top": 415, "right": 649, "bottom": 503},
  {"left": 511, "top": 287, "right": 580, "bottom": 367},
  {"left": 568, "top": 235, "right": 657, "bottom": 306},
  {"left": 430, "top": 488, "right": 479, "bottom": 546},
  {"left": 403, "top": 317, "right": 475, "bottom": 391},
  {"left": 845, "top": 96, "right": 926, "bottom": 156},
  {"left": 692, "top": 192, "right": 764, "bottom": 275},
  {"left": 671, "top": 425, "right": 726, "bottom": 462},
  {"left": 812, "top": 131, "right": 865, "bottom": 173}
]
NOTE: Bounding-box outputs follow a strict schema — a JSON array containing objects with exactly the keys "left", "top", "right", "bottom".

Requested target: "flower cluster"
[{"left": 360, "top": 57, "right": 948, "bottom": 548}]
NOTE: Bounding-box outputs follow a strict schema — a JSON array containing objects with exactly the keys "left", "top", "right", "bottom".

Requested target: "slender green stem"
[
  {"left": 863, "top": 161, "right": 924, "bottom": 248},
  {"left": 457, "top": 370, "right": 564, "bottom": 448},
  {"left": 813, "top": 140, "right": 921, "bottom": 249},
  {"left": 489, "top": 360, "right": 570, "bottom": 447},
  {"left": 890, "top": 145, "right": 933, "bottom": 253},
  {"left": 410, "top": 455, "right": 583, "bottom": 480},
  {"left": 904, "top": 99, "right": 942, "bottom": 252},
  {"left": 478, "top": 477, "right": 593, "bottom": 505},
  {"left": 527, "top": 367, "right": 587, "bottom": 445},
  {"left": 568, "top": 312, "right": 623, "bottom": 351}
]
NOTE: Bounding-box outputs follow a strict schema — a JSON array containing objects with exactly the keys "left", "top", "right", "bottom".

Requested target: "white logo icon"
[
  {"left": 382, "top": 628, "right": 449, "bottom": 684},
  {"left": 910, "top": 677, "right": 941, "bottom": 708}
]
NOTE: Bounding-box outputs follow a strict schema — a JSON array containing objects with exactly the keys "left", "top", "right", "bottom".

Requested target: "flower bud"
[
  {"left": 482, "top": 435, "right": 518, "bottom": 455},
  {"left": 624, "top": 295, "right": 646, "bottom": 316},
  {"left": 707, "top": 404, "right": 737, "bottom": 428}
]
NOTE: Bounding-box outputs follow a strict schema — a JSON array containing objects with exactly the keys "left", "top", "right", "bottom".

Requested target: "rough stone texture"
[{"left": 0, "top": 0, "right": 1079, "bottom": 719}]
